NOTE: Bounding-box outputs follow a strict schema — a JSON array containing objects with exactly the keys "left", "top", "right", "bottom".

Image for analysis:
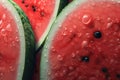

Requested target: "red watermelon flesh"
[
  {"left": 0, "top": 4, "right": 20, "bottom": 80},
  {"left": 14, "top": 0, "right": 55, "bottom": 48},
  {"left": 49, "top": 1, "right": 120, "bottom": 80}
]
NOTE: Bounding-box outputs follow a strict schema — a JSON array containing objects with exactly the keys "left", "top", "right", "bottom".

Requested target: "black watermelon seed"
[
  {"left": 93, "top": 31, "right": 102, "bottom": 38},
  {"left": 81, "top": 56, "right": 89, "bottom": 62},
  {"left": 22, "top": 0, "right": 25, "bottom": 3},
  {"left": 25, "top": 5, "right": 29, "bottom": 7},
  {"left": 116, "top": 74, "right": 120, "bottom": 79},
  {"left": 101, "top": 67, "right": 108, "bottom": 73},
  {"left": 32, "top": 6, "right": 36, "bottom": 12}
]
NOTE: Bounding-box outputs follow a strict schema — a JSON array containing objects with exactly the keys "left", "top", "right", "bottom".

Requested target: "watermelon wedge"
[
  {"left": 13, "top": 0, "right": 68, "bottom": 50},
  {"left": 0, "top": 0, "right": 35, "bottom": 80},
  {"left": 40, "top": 0, "right": 120, "bottom": 80}
]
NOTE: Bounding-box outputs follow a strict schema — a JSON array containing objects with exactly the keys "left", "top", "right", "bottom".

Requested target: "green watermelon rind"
[
  {"left": 58, "top": 0, "right": 69, "bottom": 14},
  {"left": 9, "top": 0, "right": 36, "bottom": 80},
  {"left": 36, "top": 0, "right": 68, "bottom": 50},
  {"left": 40, "top": 0, "right": 87, "bottom": 80},
  {"left": 0, "top": 0, "right": 35, "bottom": 80}
]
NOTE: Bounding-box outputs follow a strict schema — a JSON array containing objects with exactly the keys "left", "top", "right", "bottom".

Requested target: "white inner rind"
[
  {"left": 0, "top": 0, "right": 26, "bottom": 80},
  {"left": 36, "top": 0, "right": 60, "bottom": 50},
  {"left": 40, "top": 0, "right": 87, "bottom": 80}
]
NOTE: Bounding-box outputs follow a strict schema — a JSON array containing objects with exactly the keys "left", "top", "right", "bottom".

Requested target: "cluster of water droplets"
[{"left": 0, "top": 14, "right": 12, "bottom": 42}]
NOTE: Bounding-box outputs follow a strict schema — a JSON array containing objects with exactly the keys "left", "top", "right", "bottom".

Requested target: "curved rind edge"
[
  {"left": 8, "top": 0, "right": 36, "bottom": 80},
  {"left": 40, "top": 0, "right": 87, "bottom": 80},
  {"left": 36, "top": 0, "right": 68, "bottom": 50}
]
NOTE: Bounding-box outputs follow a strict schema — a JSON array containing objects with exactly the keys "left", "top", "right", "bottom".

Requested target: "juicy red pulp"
[
  {"left": 14, "top": 0, "right": 55, "bottom": 43},
  {"left": 0, "top": 4, "right": 20, "bottom": 80},
  {"left": 49, "top": 1, "right": 120, "bottom": 80}
]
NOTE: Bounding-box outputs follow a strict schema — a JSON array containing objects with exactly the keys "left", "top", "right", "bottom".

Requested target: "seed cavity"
[
  {"left": 93, "top": 31, "right": 102, "bottom": 39},
  {"left": 81, "top": 56, "right": 89, "bottom": 62},
  {"left": 101, "top": 67, "right": 108, "bottom": 73}
]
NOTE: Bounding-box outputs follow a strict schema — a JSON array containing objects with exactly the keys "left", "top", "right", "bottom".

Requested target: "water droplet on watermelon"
[
  {"left": 46, "top": 60, "right": 48, "bottom": 63},
  {"left": 62, "top": 69, "right": 67, "bottom": 76},
  {"left": 107, "top": 17, "right": 112, "bottom": 22},
  {"left": 78, "top": 33, "right": 82, "bottom": 37},
  {"left": 71, "top": 52, "right": 76, "bottom": 58},
  {"left": 73, "top": 25, "right": 77, "bottom": 29},
  {"left": 76, "top": 50, "right": 79, "bottom": 54},
  {"left": 47, "top": 72, "right": 51, "bottom": 76},
  {"left": 69, "top": 29, "right": 73, "bottom": 33},
  {"left": 86, "top": 33, "right": 91, "bottom": 38},
  {"left": 0, "top": 29, "right": 6, "bottom": 36},
  {"left": 15, "top": 37, "right": 19, "bottom": 42},
  {"left": 6, "top": 24, "right": 12, "bottom": 31},
  {"left": 10, "top": 41, "right": 16, "bottom": 47},
  {"left": 57, "top": 55, "right": 63, "bottom": 61},
  {"left": 68, "top": 66, "right": 75, "bottom": 71},
  {"left": 51, "top": 46, "right": 56, "bottom": 52},
  {"left": 58, "top": 24, "right": 62, "bottom": 28},
  {"left": 107, "top": 22, "right": 113, "bottom": 29},
  {"left": 65, "top": 13, "right": 68, "bottom": 16},
  {"left": 44, "top": 54, "right": 47, "bottom": 57},
  {"left": 82, "top": 14, "right": 92, "bottom": 25},
  {"left": 9, "top": 66, "right": 15, "bottom": 72},
  {"left": 54, "top": 72, "right": 58, "bottom": 77},
  {"left": 62, "top": 32, "right": 67, "bottom": 36},
  {"left": 45, "top": 45, "right": 48, "bottom": 49},
  {"left": 116, "top": 38, "right": 120, "bottom": 41},
  {"left": 81, "top": 41, "right": 88, "bottom": 48},
  {"left": 64, "top": 27, "right": 67, "bottom": 31},
  {"left": 2, "top": 14, "right": 6, "bottom": 19}
]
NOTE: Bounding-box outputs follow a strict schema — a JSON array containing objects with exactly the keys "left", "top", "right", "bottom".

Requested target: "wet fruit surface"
[
  {"left": 0, "top": 4, "right": 20, "bottom": 80},
  {"left": 48, "top": 0, "right": 120, "bottom": 80},
  {"left": 14, "top": 0, "right": 55, "bottom": 43}
]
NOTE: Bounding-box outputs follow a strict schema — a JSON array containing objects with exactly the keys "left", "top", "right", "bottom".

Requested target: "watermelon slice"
[
  {"left": 0, "top": 0, "right": 35, "bottom": 80},
  {"left": 13, "top": 0, "right": 68, "bottom": 50},
  {"left": 40, "top": 0, "right": 120, "bottom": 80}
]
